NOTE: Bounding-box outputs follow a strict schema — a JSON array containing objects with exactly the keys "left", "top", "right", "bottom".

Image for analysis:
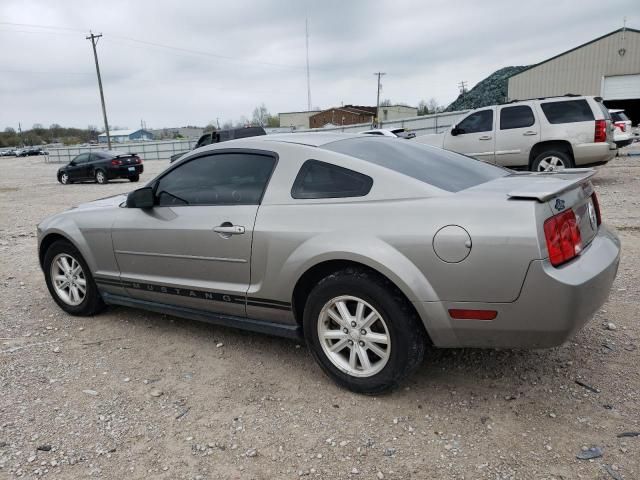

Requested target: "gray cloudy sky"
[{"left": 1, "top": 0, "right": 638, "bottom": 130}]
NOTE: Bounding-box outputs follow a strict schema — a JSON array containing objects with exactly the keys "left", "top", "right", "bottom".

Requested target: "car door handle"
[
  {"left": 523, "top": 131, "right": 538, "bottom": 136},
  {"left": 214, "top": 225, "right": 245, "bottom": 235},
  {"left": 479, "top": 135, "right": 492, "bottom": 140}
]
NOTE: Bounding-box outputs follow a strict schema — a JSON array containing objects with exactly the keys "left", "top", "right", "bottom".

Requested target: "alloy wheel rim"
[
  {"left": 97, "top": 171, "right": 105, "bottom": 183},
  {"left": 318, "top": 295, "right": 390, "bottom": 377},
  {"left": 50, "top": 253, "right": 86, "bottom": 306},
  {"left": 61, "top": 173, "right": 69, "bottom": 184},
  {"left": 538, "top": 156, "right": 566, "bottom": 172}
]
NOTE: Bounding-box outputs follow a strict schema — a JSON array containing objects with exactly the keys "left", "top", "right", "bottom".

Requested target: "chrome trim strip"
[{"left": 114, "top": 250, "right": 247, "bottom": 263}]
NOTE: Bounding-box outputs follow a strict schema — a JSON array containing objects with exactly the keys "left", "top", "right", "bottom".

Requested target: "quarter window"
[
  {"left": 291, "top": 160, "right": 373, "bottom": 199},
  {"left": 540, "top": 100, "right": 594, "bottom": 124},
  {"left": 500, "top": 105, "right": 535, "bottom": 130},
  {"left": 457, "top": 110, "right": 493, "bottom": 134},
  {"left": 155, "top": 152, "right": 276, "bottom": 206}
]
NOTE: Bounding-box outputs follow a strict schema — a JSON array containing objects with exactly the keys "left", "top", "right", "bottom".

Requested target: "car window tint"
[
  {"left": 540, "top": 100, "right": 594, "bottom": 124},
  {"left": 322, "top": 137, "right": 507, "bottom": 193},
  {"left": 74, "top": 153, "right": 90, "bottom": 164},
  {"left": 291, "top": 160, "right": 373, "bottom": 199},
  {"left": 500, "top": 105, "right": 535, "bottom": 130},
  {"left": 457, "top": 110, "right": 493, "bottom": 134},
  {"left": 155, "top": 153, "right": 276, "bottom": 206}
]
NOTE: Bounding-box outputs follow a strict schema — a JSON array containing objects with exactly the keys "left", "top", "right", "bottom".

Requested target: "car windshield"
[{"left": 321, "top": 137, "right": 508, "bottom": 192}]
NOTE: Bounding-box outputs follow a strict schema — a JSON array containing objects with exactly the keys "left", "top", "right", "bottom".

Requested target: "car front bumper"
[{"left": 415, "top": 225, "right": 621, "bottom": 348}]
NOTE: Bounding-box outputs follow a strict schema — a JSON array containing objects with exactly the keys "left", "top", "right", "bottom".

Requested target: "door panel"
[
  {"left": 112, "top": 205, "right": 257, "bottom": 316},
  {"left": 494, "top": 105, "right": 539, "bottom": 167},
  {"left": 443, "top": 108, "right": 496, "bottom": 162}
]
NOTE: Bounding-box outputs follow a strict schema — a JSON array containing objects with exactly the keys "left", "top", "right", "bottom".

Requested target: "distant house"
[
  {"left": 148, "top": 127, "right": 204, "bottom": 140},
  {"left": 98, "top": 129, "right": 154, "bottom": 144},
  {"left": 279, "top": 110, "right": 321, "bottom": 130},
  {"left": 309, "top": 106, "right": 377, "bottom": 129}
]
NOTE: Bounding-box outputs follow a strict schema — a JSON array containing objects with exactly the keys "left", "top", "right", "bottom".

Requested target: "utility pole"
[
  {"left": 374, "top": 72, "right": 386, "bottom": 128},
  {"left": 305, "top": 18, "right": 312, "bottom": 111},
  {"left": 458, "top": 80, "right": 468, "bottom": 109},
  {"left": 86, "top": 32, "right": 111, "bottom": 149}
]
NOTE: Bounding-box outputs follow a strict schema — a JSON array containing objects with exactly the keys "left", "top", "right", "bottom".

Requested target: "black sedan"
[{"left": 57, "top": 151, "right": 143, "bottom": 185}]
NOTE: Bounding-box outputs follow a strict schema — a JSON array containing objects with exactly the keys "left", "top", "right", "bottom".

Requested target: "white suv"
[{"left": 415, "top": 95, "right": 616, "bottom": 171}]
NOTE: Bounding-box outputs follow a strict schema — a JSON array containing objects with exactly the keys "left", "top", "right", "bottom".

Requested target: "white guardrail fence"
[{"left": 44, "top": 110, "right": 470, "bottom": 163}]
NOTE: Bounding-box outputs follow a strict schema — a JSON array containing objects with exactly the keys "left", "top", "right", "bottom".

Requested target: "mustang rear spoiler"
[{"left": 507, "top": 169, "right": 596, "bottom": 202}]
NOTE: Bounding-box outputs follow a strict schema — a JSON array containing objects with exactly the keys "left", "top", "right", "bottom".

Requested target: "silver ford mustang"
[{"left": 37, "top": 133, "right": 621, "bottom": 393}]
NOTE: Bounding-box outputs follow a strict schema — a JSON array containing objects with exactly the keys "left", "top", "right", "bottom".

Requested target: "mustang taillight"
[
  {"left": 111, "top": 159, "right": 122, "bottom": 166},
  {"left": 544, "top": 209, "right": 583, "bottom": 267},
  {"left": 594, "top": 119, "right": 607, "bottom": 142}
]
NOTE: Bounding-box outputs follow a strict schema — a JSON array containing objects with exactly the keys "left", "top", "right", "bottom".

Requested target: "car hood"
[{"left": 75, "top": 193, "right": 127, "bottom": 210}]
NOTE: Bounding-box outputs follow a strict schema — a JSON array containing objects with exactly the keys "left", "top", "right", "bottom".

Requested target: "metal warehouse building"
[{"left": 508, "top": 27, "right": 640, "bottom": 123}]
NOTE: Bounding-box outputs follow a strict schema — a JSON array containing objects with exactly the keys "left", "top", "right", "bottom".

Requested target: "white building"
[
  {"left": 279, "top": 110, "right": 321, "bottom": 130},
  {"left": 378, "top": 105, "right": 418, "bottom": 122}
]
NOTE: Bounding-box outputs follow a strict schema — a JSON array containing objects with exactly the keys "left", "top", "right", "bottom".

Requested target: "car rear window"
[
  {"left": 322, "top": 137, "right": 507, "bottom": 193},
  {"left": 540, "top": 99, "right": 594, "bottom": 124},
  {"left": 611, "top": 111, "right": 630, "bottom": 122},
  {"left": 500, "top": 105, "right": 535, "bottom": 130}
]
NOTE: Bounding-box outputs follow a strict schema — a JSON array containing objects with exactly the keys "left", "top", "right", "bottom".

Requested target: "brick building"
[{"left": 309, "top": 105, "right": 377, "bottom": 128}]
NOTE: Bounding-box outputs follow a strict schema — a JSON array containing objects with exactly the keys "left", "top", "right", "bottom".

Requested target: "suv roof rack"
[{"left": 504, "top": 93, "right": 584, "bottom": 104}]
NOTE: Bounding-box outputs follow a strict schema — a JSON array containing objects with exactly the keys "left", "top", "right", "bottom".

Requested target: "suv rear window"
[
  {"left": 322, "top": 137, "right": 507, "bottom": 193},
  {"left": 540, "top": 100, "right": 594, "bottom": 124},
  {"left": 292, "top": 160, "right": 373, "bottom": 199},
  {"left": 500, "top": 105, "right": 535, "bottom": 129}
]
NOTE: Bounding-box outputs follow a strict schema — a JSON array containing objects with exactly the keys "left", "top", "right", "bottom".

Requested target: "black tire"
[
  {"left": 95, "top": 169, "right": 108, "bottom": 184},
  {"left": 303, "top": 268, "right": 427, "bottom": 394},
  {"left": 43, "top": 239, "right": 105, "bottom": 316},
  {"left": 129, "top": 174, "right": 140, "bottom": 182},
  {"left": 58, "top": 172, "right": 72, "bottom": 185},
  {"left": 530, "top": 150, "right": 574, "bottom": 172}
]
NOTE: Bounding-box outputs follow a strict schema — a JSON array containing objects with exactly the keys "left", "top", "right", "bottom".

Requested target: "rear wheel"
[
  {"left": 129, "top": 174, "right": 140, "bottom": 182},
  {"left": 303, "top": 268, "right": 426, "bottom": 394},
  {"left": 95, "top": 169, "right": 108, "bottom": 184},
  {"left": 531, "top": 150, "right": 574, "bottom": 172},
  {"left": 43, "top": 240, "right": 104, "bottom": 315}
]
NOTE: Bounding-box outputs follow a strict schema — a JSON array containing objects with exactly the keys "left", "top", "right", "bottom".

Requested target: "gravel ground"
[{"left": 0, "top": 151, "right": 639, "bottom": 480}]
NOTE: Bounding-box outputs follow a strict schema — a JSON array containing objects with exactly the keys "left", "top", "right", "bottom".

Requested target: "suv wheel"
[
  {"left": 303, "top": 268, "right": 426, "bottom": 394},
  {"left": 43, "top": 240, "right": 105, "bottom": 316},
  {"left": 531, "top": 150, "right": 574, "bottom": 172},
  {"left": 59, "top": 172, "right": 71, "bottom": 185},
  {"left": 95, "top": 169, "right": 108, "bottom": 184}
]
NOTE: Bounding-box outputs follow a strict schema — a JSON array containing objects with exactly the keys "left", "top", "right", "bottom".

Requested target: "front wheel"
[
  {"left": 303, "top": 268, "right": 427, "bottom": 394},
  {"left": 95, "top": 169, "right": 108, "bottom": 184},
  {"left": 531, "top": 150, "right": 574, "bottom": 172},
  {"left": 43, "top": 240, "right": 104, "bottom": 315},
  {"left": 59, "top": 172, "right": 71, "bottom": 185}
]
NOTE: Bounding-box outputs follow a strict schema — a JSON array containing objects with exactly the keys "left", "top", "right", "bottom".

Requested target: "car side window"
[
  {"left": 74, "top": 153, "right": 90, "bottom": 164},
  {"left": 291, "top": 160, "right": 373, "bottom": 199},
  {"left": 457, "top": 110, "right": 493, "bottom": 134},
  {"left": 155, "top": 152, "right": 276, "bottom": 206},
  {"left": 500, "top": 105, "right": 535, "bottom": 130},
  {"left": 540, "top": 100, "right": 595, "bottom": 124}
]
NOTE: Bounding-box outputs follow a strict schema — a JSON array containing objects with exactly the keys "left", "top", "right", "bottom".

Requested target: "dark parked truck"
[{"left": 170, "top": 126, "right": 266, "bottom": 163}]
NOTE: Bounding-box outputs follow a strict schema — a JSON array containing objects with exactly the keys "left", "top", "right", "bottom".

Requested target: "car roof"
[{"left": 246, "top": 132, "right": 364, "bottom": 147}]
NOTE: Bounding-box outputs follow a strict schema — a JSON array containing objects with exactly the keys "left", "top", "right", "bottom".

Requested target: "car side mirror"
[
  {"left": 451, "top": 126, "right": 462, "bottom": 136},
  {"left": 126, "top": 187, "right": 155, "bottom": 209},
  {"left": 69, "top": 161, "right": 76, "bottom": 166}
]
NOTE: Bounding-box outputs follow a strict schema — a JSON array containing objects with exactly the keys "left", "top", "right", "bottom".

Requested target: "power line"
[
  {"left": 87, "top": 32, "right": 111, "bottom": 149},
  {"left": 0, "top": 21, "right": 308, "bottom": 71}
]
